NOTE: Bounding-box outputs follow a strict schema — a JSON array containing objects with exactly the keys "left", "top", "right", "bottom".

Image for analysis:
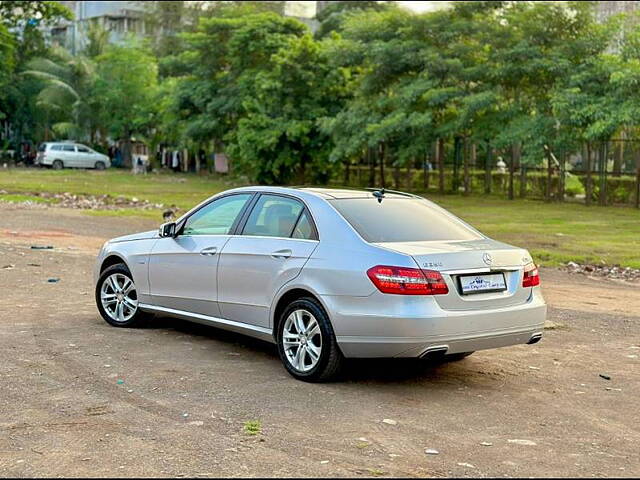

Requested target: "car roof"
[
  {"left": 296, "top": 187, "right": 418, "bottom": 200},
  {"left": 45, "top": 142, "right": 76, "bottom": 146},
  {"left": 226, "top": 186, "right": 418, "bottom": 200}
]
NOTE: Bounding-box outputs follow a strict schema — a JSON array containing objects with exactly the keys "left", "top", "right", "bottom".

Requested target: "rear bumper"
[{"left": 323, "top": 288, "right": 546, "bottom": 358}]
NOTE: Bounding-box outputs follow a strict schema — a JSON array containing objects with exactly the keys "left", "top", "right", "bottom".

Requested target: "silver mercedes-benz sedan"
[{"left": 94, "top": 187, "right": 546, "bottom": 381}]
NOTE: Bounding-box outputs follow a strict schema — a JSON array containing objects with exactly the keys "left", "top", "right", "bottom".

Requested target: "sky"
[
  {"left": 397, "top": 1, "right": 452, "bottom": 13},
  {"left": 285, "top": 1, "right": 454, "bottom": 18}
]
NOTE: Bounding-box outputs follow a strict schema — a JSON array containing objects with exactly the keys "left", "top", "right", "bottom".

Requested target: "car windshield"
[{"left": 329, "top": 197, "right": 482, "bottom": 243}]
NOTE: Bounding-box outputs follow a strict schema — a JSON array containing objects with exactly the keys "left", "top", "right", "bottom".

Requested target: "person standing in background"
[{"left": 172, "top": 150, "right": 180, "bottom": 172}]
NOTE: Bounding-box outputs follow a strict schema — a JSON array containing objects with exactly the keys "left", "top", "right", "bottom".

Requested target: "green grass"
[
  {"left": 0, "top": 193, "right": 53, "bottom": 204},
  {"left": 0, "top": 168, "right": 239, "bottom": 209},
  {"left": 243, "top": 420, "right": 261, "bottom": 436},
  {"left": 432, "top": 195, "right": 640, "bottom": 269},
  {"left": 1, "top": 168, "right": 639, "bottom": 268}
]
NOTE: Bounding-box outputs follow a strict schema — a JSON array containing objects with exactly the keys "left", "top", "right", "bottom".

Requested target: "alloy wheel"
[
  {"left": 100, "top": 273, "right": 138, "bottom": 323},
  {"left": 282, "top": 309, "right": 322, "bottom": 373}
]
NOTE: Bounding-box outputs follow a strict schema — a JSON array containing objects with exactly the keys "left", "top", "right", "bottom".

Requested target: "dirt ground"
[{"left": 0, "top": 206, "right": 638, "bottom": 478}]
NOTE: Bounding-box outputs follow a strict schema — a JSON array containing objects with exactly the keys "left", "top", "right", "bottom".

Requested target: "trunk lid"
[{"left": 374, "top": 238, "right": 534, "bottom": 311}]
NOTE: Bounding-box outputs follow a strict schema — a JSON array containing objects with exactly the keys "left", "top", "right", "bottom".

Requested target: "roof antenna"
[{"left": 372, "top": 188, "right": 385, "bottom": 203}]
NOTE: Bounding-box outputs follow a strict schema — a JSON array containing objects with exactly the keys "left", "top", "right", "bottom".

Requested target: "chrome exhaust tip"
[
  {"left": 527, "top": 333, "right": 543, "bottom": 345},
  {"left": 419, "top": 345, "right": 449, "bottom": 360}
]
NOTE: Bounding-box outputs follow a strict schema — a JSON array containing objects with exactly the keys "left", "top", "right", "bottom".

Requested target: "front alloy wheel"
[
  {"left": 277, "top": 297, "right": 344, "bottom": 382},
  {"left": 101, "top": 273, "right": 138, "bottom": 323},
  {"left": 96, "top": 263, "right": 149, "bottom": 327}
]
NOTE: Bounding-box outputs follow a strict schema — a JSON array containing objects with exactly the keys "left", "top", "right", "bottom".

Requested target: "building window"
[{"left": 107, "top": 17, "right": 124, "bottom": 34}]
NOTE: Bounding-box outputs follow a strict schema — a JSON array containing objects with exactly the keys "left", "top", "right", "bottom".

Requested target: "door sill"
[{"left": 138, "top": 304, "right": 274, "bottom": 343}]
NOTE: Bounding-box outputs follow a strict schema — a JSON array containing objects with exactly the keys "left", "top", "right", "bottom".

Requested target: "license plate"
[{"left": 458, "top": 273, "right": 507, "bottom": 295}]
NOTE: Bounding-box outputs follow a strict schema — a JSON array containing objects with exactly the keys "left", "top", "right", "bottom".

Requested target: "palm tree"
[
  {"left": 22, "top": 46, "right": 95, "bottom": 141},
  {"left": 83, "top": 21, "right": 110, "bottom": 58}
]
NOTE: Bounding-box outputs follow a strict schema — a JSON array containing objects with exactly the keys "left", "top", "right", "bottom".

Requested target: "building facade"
[
  {"left": 44, "top": 1, "right": 333, "bottom": 52},
  {"left": 595, "top": 0, "right": 640, "bottom": 22},
  {"left": 45, "top": 1, "right": 147, "bottom": 54}
]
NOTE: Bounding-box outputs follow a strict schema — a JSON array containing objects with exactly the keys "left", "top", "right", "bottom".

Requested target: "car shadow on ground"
[{"left": 146, "top": 315, "right": 465, "bottom": 384}]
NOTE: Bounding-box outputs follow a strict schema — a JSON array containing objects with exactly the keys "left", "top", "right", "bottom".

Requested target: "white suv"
[{"left": 36, "top": 142, "right": 111, "bottom": 170}]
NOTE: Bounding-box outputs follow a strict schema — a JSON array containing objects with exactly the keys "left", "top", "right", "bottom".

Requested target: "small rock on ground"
[{"left": 507, "top": 439, "right": 537, "bottom": 446}]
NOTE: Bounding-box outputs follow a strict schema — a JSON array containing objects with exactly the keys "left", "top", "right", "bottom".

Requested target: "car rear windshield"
[{"left": 329, "top": 197, "right": 482, "bottom": 243}]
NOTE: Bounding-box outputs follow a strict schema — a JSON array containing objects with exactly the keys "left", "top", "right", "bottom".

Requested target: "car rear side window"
[
  {"left": 292, "top": 210, "right": 314, "bottom": 240},
  {"left": 62, "top": 145, "right": 75, "bottom": 152},
  {"left": 329, "top": 198, "right": 481, "bottom": 243},
  {"left": 242, "top": 195, "right": 304, "bottom": 238},
  {"left": 50, "top": 145, "right": 63, "bottom": 151}
]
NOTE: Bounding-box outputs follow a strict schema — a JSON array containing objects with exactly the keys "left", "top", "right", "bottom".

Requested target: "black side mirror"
[{"left": 159, "top": 222, "right": 176, "bottom": 238}]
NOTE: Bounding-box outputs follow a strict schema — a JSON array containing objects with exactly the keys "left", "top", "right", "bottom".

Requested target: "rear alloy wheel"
[
  {"left": 52, "top": 160, "right": 63, "bottom": 170},
  {"left": 95, "top": 161, "right": 106, "bottom": 170},
  {"left": 277, "top": 298, "right": 344, "bottom": 382},
  {"left": 96, "top": 263, "right": 149, "bottom": 327}
]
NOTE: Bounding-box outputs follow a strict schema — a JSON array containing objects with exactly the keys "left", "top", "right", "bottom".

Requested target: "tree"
[
  {"left": 83, "top": 21, "right": 109, "bottom": 58},
  {"left": 230, "top": 33, "right": 345, "bottom": 183},
  {"left": 93, "top": 43, "right": 158, "bottom": 166},
  {"left": 170, "top": 11, "right": 308, "bottom": 177},
  {"left": 322, "top": 8, "right": 434, "bottom": 188},
  {"left": 0, "top": 1, "right": 72, "bottom": 27},
  {"left": 315, "top": 1, "right": 392, "bottom": 39},
  {"left": 22, "top": 46, "right": 96, "bottom": 140},
  {"left": 0, "top": 0, "right": 73, "bottom": 147},
  {"left": 0, "top": 23, "right": 16, "bottom": 129}
]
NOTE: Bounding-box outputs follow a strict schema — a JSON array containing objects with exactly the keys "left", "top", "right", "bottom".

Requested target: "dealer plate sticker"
[{"left": 459, "top": 273, "right": 506, "bottom": 294}]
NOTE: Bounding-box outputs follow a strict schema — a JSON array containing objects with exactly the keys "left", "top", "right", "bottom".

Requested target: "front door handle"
[
  {"left": 200, "top": 246, "right": 218, "bottom": 256},
  {"left": 271, "top": 249, "right": 292, "bottom": 259}
]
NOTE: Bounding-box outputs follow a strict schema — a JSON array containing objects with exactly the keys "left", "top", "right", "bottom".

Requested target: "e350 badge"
[{"left": 423, "top": 261, "right": 444, "bottom": 269}]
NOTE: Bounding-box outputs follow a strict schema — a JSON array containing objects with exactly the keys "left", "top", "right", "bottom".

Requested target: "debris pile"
[
  {"left": 564, "top": 261, "right": 640, "bottom": 282},
  {"left": 1, "top": 189, "right": 178, "bottom": 214},
  {"left": 37, "top": 192, "right": 166, "bottom": 210}
]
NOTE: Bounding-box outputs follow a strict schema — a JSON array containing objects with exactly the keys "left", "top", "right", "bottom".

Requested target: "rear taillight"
[
  {"left": 522, "top": 263, "right": 540, "bottom": 287},
  {"left": 367, "top": 265, "right": 449, "bottom": 295}
]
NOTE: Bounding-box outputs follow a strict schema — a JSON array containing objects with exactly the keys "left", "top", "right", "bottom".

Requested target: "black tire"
[
  {"left": 95, "top": 263, "right": 150, "bottom": 328},
  {"left": 95, "top": 161, "right": 106, "bottom": 170},
  {"left": 52, "top": 160, "right": 63, "bottom": 170},
  {"left": 276, "top": 297, "right": 344, "bottom": 382}
]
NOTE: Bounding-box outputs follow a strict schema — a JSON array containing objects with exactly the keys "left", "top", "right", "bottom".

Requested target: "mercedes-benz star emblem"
[{"left": 482, "top": 252, "right": 493, "bottom": 265}]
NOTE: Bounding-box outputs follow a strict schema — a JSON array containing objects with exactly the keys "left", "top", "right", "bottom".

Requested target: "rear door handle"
[
  {"left": 200, "top": 246, "right": 218, "bottom": 256},
  {"left": 271, "top": 249, "right": 292, "bottom": 259}
]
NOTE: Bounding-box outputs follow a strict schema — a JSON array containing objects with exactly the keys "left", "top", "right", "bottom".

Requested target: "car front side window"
[{"left": 182, "top": 194, "right": 252, "bottom": 236}]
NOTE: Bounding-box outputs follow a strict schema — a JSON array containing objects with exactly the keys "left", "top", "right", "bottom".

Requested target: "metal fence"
[{"left": 335, "top": 140, "right": 640, "bottom": 208}]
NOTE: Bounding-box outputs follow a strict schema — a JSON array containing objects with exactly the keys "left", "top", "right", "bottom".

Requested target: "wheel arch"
[
  {"left": 100, "top": 253, "right": 131, "bottom": 274},
  {"left": 270, "top": 286, "right": 330, "bottom": 341}
]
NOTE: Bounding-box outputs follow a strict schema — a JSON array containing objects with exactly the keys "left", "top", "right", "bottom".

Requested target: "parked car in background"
[
  {"left": 36, "top": 142, "right": 110, "bottom": 170},
  {"left": 94, "top": 187, "right": 546, "bottom": 382}
]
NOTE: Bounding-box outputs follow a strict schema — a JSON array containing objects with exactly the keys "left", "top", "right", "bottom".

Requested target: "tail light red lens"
[
  {"left": 522, "top": 263, "right": 540, "bottom": 287},
  {"left": 367, "top": 265, "right": 449, "bottom": 295}
]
